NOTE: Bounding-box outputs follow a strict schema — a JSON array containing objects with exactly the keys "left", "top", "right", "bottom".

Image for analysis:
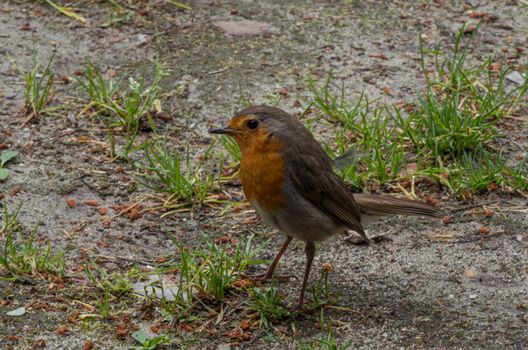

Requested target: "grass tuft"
[
  {"left": 311, "top": 25, "right": 528, "bottom": 197},
  {"left": 75, "top": 60, "right": 168, "bottom": 160},
  {"left": 0, "top": 204, "right": 66, "bottom": 281},
  {"left": 147, "top": 234, "right": 266, "bottom": 321},
  {"left": 299, "top": 332, "right": 352, "bottom": 350},
  {"left": 23, "top": 50, "right": 55, "bottom": 118},
  {"left": 248, "top": 285, "right": 292, "bottom": 329},
  {"left": 135, "top": 141, "right": 216, "bottom": 209}
]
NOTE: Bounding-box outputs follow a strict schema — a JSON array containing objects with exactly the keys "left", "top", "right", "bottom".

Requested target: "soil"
[{"left": 1, "top": 1, "right": 527, "bottom": 349}]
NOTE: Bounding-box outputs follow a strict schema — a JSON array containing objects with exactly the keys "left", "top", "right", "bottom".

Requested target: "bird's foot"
[
  {"left": 369, "top": 235, "right": 393, "bottom": 244},
  {"left": 344, "top": 234, "right": 370, "bottom": 245}
]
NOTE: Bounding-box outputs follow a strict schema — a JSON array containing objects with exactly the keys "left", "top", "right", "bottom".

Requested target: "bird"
[{"left": 210, "top": 105, "right": 442, "bottom": 309}]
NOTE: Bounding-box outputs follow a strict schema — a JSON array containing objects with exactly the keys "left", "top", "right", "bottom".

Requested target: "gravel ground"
[{"left": 1, "top": 1, "right": 527, "bottom": 349}]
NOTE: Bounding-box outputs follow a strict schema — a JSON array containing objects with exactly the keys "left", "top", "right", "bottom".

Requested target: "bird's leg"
[
  {"left": 263, "top": 235, "right": 293, "bottom": 279},
  {"left": 298, "top": 241, "right": 316, "bottom": 310},
  {"left": 250, "top": 236, "right": 294, "bottom": 282}
]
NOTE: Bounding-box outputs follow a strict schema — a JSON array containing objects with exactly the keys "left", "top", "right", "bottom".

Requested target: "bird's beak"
[{"left": 209, "top": 127, "right": 237, "bottom": 135}]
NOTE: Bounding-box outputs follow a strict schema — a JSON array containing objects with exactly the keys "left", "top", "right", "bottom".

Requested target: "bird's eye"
[{"left": 247, "top": 119, "right": 259, "bottom": 129}]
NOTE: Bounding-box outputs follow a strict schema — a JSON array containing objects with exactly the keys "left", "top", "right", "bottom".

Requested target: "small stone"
[
  {"left": 516, "top": 233, "right": 528, "bottom": 243},
  {"left": 6, "top": 307, "right": 25, "bottom": 316},
  {"left": 136, "top": 33, "right": 149, "bottom": 45},
  {"left": 469, "top": 294, "right": 478, "bottom": 299},
  {"left": 506, "top": 71, "right": 526, "bottom": 85},
  {"left": 464, "top": 267, "right": 477, "bottom": 278}
]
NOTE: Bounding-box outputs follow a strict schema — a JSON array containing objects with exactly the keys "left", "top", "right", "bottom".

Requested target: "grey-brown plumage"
[{"left": 238, "top": 105, "right": 441, "bottom": 239}]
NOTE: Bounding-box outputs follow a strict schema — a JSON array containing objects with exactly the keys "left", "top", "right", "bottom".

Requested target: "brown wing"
[{"left": 287, "top": 152, "right": 366, "bottom": 238}]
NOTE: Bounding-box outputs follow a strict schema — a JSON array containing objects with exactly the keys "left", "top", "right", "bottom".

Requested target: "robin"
[{"left": 210, "top": 105, "right": 442, "bottom": 308}]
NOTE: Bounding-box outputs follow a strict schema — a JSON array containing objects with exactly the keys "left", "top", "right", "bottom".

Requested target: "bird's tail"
[{"left": 353, "top": 194, "right": 443, "bottom": 218}]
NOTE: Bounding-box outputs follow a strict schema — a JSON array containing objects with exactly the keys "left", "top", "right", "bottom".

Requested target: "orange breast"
[{"left": 239, "top": 137, "right": 285, "bottom": 212}]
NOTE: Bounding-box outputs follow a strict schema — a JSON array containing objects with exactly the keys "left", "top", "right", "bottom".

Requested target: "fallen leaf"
[
  {"left": 34, "top": 303, "right": 48, "bottom": 310},
  {"left": 84, "top": 199, "right": 100, "bottom": 207},
  {"left": 240, "top": 319, "right": 251, "bottom": 330},
  {"left": 129, "top": 207, "right": 140, "bottom": 220},
  {"left": 369, "top": 53, "right": 388, "bottom": 60},
  {"left": 67, "top": 198, "right": 76, "bottom": 208},
  {"left": 225, "top": 328, "right": 252, "bottom": 342},
  {"left": 102, "top": 218, "right": 111, "bottom": 228},
  {"left": 82, "top": 340, "right": 94, "bottom": 350},
  {"left": 9, "top": 187, "right": 21, "bottom": 196},
  {"left": 115, "top": 166, "right": 125, "bottom": 173},
  {"left": 67, "top": 312, "right": 79, "bottom": 325},
  {"left": 233, "top": 277, "right": 251, "bottom": 289},
  {"left": 116, "top": 324, "right": 128, "bottom": 339},
  {"left": 55, "top": 325, "right": 69, "bottom": 335},
  {"left": 322, "top": 262, "right": 334, "bottom": 273},
  {"left": 20, "top": 23, "right": 31, "bottom": 31},
  {"left": 468, "top": 10, "right": 487, "bottom": 18},
  {"left": 425, "top": 195, "right": 438, "bottom": 206},
  {"left": 180, "top": 323, "right": 194, "bottom": 332}
]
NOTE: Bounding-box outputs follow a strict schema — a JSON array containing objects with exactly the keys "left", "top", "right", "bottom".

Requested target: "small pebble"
[
  {"left": 469, "top": 294, "right": 477, "bottom": 299},
  {"left": 464, "top": 267, "right": 477, "bottom": 278},
  {"left": 506, "top": 71, "right": 525, "bottom": 85}
]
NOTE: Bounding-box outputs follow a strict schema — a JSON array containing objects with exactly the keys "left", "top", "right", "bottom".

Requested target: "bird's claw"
[
  {"left": 370, "top": 235, "right": 393, "bottom": 243},
  {"left": 344, "top": 234, "right": 370, "bottom": 245}
]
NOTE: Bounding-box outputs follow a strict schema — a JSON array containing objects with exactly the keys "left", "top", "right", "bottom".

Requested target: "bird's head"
[{"left": 209, "top": 105, "right": 294, "bottom": 151}]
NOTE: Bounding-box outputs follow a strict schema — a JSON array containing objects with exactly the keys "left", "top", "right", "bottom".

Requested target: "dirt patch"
[{"left": 1, "top": 1, "right": 527, "bottom": 349}]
